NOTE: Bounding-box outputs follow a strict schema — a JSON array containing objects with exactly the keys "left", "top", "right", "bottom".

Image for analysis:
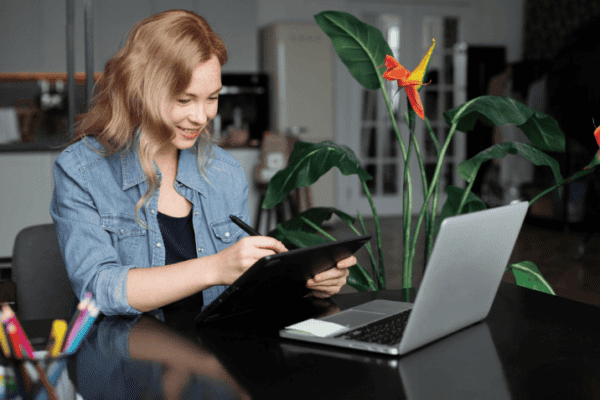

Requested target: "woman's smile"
[{"left": 177, "top": 126, "right": 202, "bottom": 139}]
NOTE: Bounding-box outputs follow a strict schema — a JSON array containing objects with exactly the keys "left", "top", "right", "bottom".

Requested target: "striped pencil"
[
  {"left": 0, "top": 313, "right": 11, "bottom": 357},
  {"left": 62, "top": 292, "right": 91, "bottom": 352},
  {"left": 1, "top": 303, "right": 35, "bottom": 359},
  {"left": 64, "top": 301, "right": 99, "bottom": 354}
]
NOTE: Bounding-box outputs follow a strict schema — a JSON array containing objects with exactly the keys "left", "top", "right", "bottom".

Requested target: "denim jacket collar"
[
  {"left": 119, "top": 142, "right": 208, "bottom": 197},
  {"left": 175, "top": 148, "right": 209, "bottom": 197},
  {"left": 120, "top": 147, "right": 146, "bottom": 191}
]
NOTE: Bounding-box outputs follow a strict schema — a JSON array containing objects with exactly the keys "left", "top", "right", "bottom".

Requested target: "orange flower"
[
  {"left": 382, "top": 39, "right": 435, "bottom": 120},
  {"left": 594, "top": 126, "right": 600, "bottom": 161}
]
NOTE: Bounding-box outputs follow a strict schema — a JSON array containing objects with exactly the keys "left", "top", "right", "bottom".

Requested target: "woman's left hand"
[{"left": 305, "top": 255, "right": 357, "bottom": 298}]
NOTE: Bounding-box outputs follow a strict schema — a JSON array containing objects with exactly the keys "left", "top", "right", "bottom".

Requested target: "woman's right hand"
[{"left": 212, "top": 236, "right": 287, "bottom": 285}]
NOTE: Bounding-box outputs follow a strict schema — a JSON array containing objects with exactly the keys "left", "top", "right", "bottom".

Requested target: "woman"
[{"left": 50, "top": 9, "right": 355, "bottom": 320}]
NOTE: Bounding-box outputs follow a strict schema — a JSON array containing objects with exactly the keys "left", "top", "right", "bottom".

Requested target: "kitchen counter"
[
  {"left": 0, "top": 140, "right": 260, "bottom": 152},
  {"left": 0, "top": 141, "right": 68, "bottom": 152}
]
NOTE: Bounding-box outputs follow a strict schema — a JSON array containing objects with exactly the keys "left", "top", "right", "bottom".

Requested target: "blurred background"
[{"left": 2, "top": 0, "right": 600, "bottom": 303}]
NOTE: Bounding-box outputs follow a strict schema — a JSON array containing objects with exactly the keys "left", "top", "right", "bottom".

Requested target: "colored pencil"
[
  {"left": 62, "top": 292, "right": 91, "bottom": 352},
  {"left": 64, "top": 301, "right": 99, "bottom": 354},
  {"left": 1, "top": 304, "right": 35, "bottom": 359},
  {"left": 45, "top": 319, "right": 67, "bottom": 358},
  {"left": 0, "top": 313, "right": 11, "bottom": 358}
]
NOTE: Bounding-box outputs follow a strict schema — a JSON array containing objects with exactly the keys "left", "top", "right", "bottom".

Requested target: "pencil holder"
[{"left": 1, "top": 294, "right": 99, "bottom": 362}]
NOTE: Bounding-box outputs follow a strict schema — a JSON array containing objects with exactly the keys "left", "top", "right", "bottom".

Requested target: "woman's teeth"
[{"left": 178, "top": 127, "right": 200, "bottom": 138}]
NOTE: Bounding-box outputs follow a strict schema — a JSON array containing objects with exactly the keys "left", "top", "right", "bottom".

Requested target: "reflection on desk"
[
  {"left": 6, "top": 283, "right": 600, "bottom": 399},
  {"left": 72, "top": 315, "right": 249, "bottom": 399},
  {"left": 278, "top": 322, "right": 510, "bottom": 400}
]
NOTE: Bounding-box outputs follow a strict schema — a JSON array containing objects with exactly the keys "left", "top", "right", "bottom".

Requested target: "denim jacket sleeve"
[{"left": 50, "top": 145, "right": 141, "bottom": 316}]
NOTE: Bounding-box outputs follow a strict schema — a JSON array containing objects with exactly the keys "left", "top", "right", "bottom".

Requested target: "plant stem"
[
  {"left": 456, "top": 178, "right": 476, "bottom": 215},
  {"left": 378, "top": 81, "right": 413, "bottom": 290},
  {"left": 405, "top": 98, "right": 480, "bottom": 271},
  {"left": 529, "top": 185, "right": 557, "bottom": 205},
  {"left": 404, "top": 111, "right": 432, "bottom": 278},
  {"left": 377, "top": 78, "right": 413, "bottom": 290},
  {"left": 407, "top": 121, "right": 460, "bottom": 276},
  {"left": 424, "top": 117, "right": 441, "bottom": 262},
  {"left": 357, "top": 211, "right": 381, "bottom": 288},
  {"left": 300, "top": 216, "right": 378, "bottom": 291},
  {"left": 529, "top": 165, "right": 597, "bottom": 205},
  {"left": 300, "top": 216, "right": 336, "bottom": 240},
  {"left": 402, "top": 145, "right": 413, "bottom": 290},
  {"left": 360, "top": 178, "right": 386, "bottom": 289}
]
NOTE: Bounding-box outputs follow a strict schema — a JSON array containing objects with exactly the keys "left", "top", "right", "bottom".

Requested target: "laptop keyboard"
[{"left": 334, "top": 310, "right": 412, "bottom": 345}]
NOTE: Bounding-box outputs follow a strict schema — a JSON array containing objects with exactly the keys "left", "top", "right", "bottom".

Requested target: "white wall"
[{"left": 256, "top": 0, "right": 349, "bottom": 27}]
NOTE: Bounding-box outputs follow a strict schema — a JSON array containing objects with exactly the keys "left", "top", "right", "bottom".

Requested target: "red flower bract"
[{"left": 381, "top": 39, "right": 435, "bottom": 121}]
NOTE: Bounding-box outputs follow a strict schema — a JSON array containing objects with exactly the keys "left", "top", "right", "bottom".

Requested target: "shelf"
[
  {"left": 0, "top": 142, "right": 65, "bottom": 153},
  {"left": 0, "top": 72, "right": 102, "bottom": 84}
]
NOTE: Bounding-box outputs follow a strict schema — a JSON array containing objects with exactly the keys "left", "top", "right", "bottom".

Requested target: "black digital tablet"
[{"left": 195, "top": 234, "right": 372, "bottom": 324}]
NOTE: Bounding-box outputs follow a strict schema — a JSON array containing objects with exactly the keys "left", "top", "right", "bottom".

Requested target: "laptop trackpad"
[{"left": 322, "top": 310, "right": 385, "bottom": 327}]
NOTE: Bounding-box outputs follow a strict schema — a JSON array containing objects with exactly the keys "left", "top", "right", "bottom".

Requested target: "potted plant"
[{"left": 261, "top": 11, "right": 600, "bottom": 295}]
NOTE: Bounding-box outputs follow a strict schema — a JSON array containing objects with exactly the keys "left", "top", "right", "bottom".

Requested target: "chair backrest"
[{"left": 11, "top": 223, "right": 76, "bottom": 321}]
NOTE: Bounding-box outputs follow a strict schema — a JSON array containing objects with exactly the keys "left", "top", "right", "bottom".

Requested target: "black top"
[{"left": 157, "top": 209, "right": 203, "bottom": 322}]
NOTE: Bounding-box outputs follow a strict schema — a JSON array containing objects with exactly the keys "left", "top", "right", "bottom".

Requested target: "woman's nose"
[{"left": 188, "top": 103, "right": 207, "bottom": 125}]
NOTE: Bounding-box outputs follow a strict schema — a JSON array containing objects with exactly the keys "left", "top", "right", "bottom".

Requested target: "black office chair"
[{"left": 11, "top": 223, "right": 76, "bottom": 321}]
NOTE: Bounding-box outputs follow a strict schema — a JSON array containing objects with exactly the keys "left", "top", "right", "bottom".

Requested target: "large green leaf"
[
  {"left": 269, "top": 223, "right": 376, "bottom": 292},
  {"left": 443, "top": 96, "right": 565, "bottom": 153},
  {"left": 270, "top": 224, "right": 329, "bottom": 249},
  {"left": 457, "top": 142, "right": 563, "bottom": 189},
  {"left": 269, "top": 207, "right": 355, "bottom": 235},
  {"left": 435, "top": 185, "right": 487, "bottom": 235},
  {"left": 508, "top": 261, "right": 556, "bottom": 295},
  {"left": 262, "top": 141, "right": 371, "bottom": 209},
  {"left": 315, "top": 11, "right": 393, "bottom": 90},
  {"left": 346, "top": 267, "right": 374, "bottom": 292}
]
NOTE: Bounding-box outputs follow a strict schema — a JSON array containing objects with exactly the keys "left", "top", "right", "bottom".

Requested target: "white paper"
[{"left": 285, "top": 318, "right": 347, "bottom": 337}]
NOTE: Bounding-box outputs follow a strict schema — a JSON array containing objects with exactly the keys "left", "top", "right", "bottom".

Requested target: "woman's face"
[{"left": 166, "top": 55, "right": 222, "bottom": 151}]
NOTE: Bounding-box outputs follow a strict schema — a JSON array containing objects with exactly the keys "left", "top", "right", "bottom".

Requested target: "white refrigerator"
[{"left": 260, "top": 22, "right": 336, "bottom": 209}]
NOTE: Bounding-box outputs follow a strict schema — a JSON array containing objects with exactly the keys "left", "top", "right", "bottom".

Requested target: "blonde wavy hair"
[{"left": 75, "top": 9, "right": 227, "bottom": 226}]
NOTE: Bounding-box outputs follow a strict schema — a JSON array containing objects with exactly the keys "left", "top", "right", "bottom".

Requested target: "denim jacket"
[{"left": 50, "top": 137, "right": 250, "bottom": 316}]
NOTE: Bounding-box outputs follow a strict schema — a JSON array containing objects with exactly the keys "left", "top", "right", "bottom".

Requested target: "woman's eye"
[
  {"left": 209, "top": 96, "right": 219, "bottom": 102},
  {"left": 178, "top": 98, "right": 190, "bottom": 105}
]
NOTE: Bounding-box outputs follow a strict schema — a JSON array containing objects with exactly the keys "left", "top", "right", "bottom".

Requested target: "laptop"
[
  {"left": 195, "top": 234, "right": 372, "bottom": 324},
  {"left": 279, "top": 201, "right": 529, "bottom": 355}
]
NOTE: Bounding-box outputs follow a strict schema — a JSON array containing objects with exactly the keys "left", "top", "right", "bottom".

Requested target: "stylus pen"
[{"left": 229, "top": 215, "right": 260, "bottom": 236}]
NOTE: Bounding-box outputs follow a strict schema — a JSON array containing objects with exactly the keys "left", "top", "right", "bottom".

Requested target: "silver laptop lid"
[{"left": 399, "top": 201, "right": 528, "bottom": 355}]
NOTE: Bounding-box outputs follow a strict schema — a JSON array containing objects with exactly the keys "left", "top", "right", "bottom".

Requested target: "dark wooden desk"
[{"left": 13, "top": 282, "right": 600, "bottom": 399}]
